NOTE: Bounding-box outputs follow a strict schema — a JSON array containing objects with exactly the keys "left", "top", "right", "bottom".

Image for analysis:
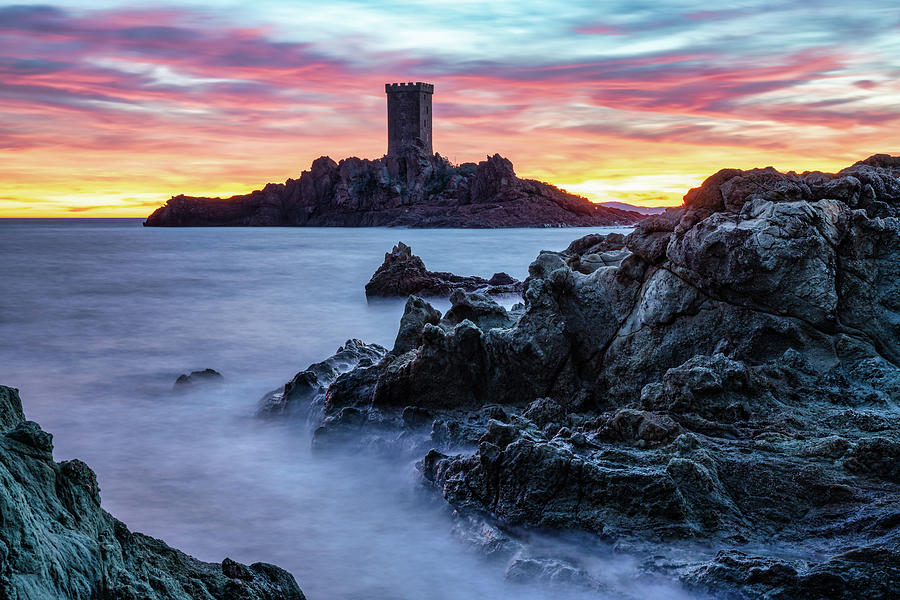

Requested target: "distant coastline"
[{"left": 598, "top": 201, "right": 669, "bottom": 215}]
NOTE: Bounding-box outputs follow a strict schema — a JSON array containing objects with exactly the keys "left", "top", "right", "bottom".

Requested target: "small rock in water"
[
  {"left": 174, "top": 368, "right": 224, "bottom": 388},
  {"left": 365, "top": 241, "right": 524, "bottom": 297}
]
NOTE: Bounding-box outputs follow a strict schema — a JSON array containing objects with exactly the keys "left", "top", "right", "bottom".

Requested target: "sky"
[{"left": 1, "top": 1, "right": 899, "bottom": 217}]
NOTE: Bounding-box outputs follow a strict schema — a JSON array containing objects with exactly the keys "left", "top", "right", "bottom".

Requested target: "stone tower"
[{"left": 385, "top": 82, "right": 433, "bottom": 156}]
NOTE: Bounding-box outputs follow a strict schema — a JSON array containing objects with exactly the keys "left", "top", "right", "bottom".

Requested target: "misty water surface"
[{"left": 0, "top": 219, "right": 700, "bottom": 599}]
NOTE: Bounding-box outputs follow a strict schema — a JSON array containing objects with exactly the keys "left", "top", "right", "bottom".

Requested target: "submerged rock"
[
  {"left": 144, "top": 150, "right": 643, "bottom": 228},
  {"left": 365, "top": 242, "right": 523, "bottom": 297},
  {"left": 0, "top": 385, "right": 305, "bottom": 600},
  {"left": 174, "top": 368, "right": 224, "bottom": 388},
  {"left": 266, "top": 155, "right": 900, "bottom": 599}
]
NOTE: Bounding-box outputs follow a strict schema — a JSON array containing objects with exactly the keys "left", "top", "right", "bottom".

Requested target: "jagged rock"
[
  {"left": 561, "top": 232, "right": 631, "bottom": 274},
  {"left": 0, "top": 386, "right": 24, "bottom": 432},
  {"left": 258, "top": 339, "right": 386, "bottom": 416},
  {"left": 639, "top": 354, "right": 771, "bottom": 424},
  {"left": 264, "top": 154, "right": 900, "bottom": 599},
  {"left": 442, "top": 290, "right": 515, "bottom": 330},
  {"left": 370, "top": 320, "right": 492, "bottom": 410},
  {"left": 392, "top": 296, "right": 442, "bottom": 354},
  {"left": 627, "top": 209, "right": 683, "bottom": 264},
  {"left": 365, "top": 242, "right": 523, "bottom": 297},
  {"left": 5, "top": 420, "right": 54, "bottom": 458},
  {"left": 421, "top": 423, "right": 694, "bottom": 537},
  {"left": 521, "top": 397, "right": 566, "bottom": 429},
  {"left": 174, "top": 368, "right": 223, "bottom": 388},
  {"left": 421, "top": 349, "right": 900, "bottom": 546},
  {"left": 684, "top": 547, "right": 900, "bottom": 600},
  {"left": 309, "top": 153, "right": 899, "bottom": 415},
  {"left": 595, "top": 409, "right": 680, "bottom": 445},
  {"left": 0, "top": 386, "right": 305, "bottom": 600},
  {"left": 222, "top": 557, "right": 255, "bottom": 580},
  {"left": 144, "top": 150, "right": 643, "bottom": 228}
]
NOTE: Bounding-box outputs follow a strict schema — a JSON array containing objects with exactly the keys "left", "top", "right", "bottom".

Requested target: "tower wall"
[{"left": 385, "top": 82, "right": 433, "bottom": 156}]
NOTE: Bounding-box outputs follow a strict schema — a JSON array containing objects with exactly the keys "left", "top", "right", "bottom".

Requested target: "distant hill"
[
  {"left": 144, "top": 150, "right": 643, "bottom": 228},
  {"left": 599, "top": 201, "right": 671, "bottom": 215}
]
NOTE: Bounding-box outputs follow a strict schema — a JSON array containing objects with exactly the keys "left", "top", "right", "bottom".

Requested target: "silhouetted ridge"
[{"left": 144, "top": 149, "right": 642, "bottom": 228}]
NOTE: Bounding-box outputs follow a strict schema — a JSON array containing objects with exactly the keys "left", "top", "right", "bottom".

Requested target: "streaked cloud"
[{"left": 1, "top": 1, "right": 898, "bottom": 216}]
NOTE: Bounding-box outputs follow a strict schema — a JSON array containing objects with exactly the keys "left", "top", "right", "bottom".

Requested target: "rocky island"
[
  {"left": 259, "top": 154, "right": 899, "bottom": 598},
  {"left": 144, "top": 81, "right": 641, "bottom": 229},
  {"left": 143, "top": 151, "right": 641, "bottom": 228},
  {"left": 0, "top": 386, "right": 305, "bottom": 600}
]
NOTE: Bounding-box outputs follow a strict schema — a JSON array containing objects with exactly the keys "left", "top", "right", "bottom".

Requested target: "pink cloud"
[{"left": 1, "top": 3, "right": 898, "bottom": 213}]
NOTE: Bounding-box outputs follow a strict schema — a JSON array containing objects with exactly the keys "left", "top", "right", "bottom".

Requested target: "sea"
[{"left": 0, "top": 218, "right": 697, "bottom": 600}]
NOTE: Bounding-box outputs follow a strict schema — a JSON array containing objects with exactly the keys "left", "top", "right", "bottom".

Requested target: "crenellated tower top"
[
  {"left": 385, "top": 82, "right": 435, "bottom": 93},
  {"left": 385, "top": 82, "right": 434, "bottom": 156}
]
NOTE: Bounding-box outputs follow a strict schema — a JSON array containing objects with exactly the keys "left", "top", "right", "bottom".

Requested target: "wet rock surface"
[
  {"left": 0, "top": 386, "right": 305, "bottom": 600},
  {"left": 174, "top": 368, "right": 224, "bottom": 388},
  {"left": 144, "top": 151, "right": 642, "bottom": 228},
  {"left": 258, "top": 339, "right": 387, "bottom": 418},
  {"left": 365, "top": 242, "right": 524, "bottom": 297},
  {"left": 263, "top": 155, "right": 900, "bottom": 598}
]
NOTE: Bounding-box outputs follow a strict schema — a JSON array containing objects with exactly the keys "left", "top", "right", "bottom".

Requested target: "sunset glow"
[{"left": 2, "top": 1, "right": 899, "bottom": 217}]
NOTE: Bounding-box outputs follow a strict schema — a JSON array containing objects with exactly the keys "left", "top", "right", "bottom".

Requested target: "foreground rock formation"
[
  {"left": 144, "top": 151, "right": 641, "bottom": 228},
  {"left": 365, "top": 242, "right": 523, "bottom": 297},
  {"left": 0, "top": 386, "right": 305, "bottom": 600},
  {"left": 263, "top": 155, "right": 900, "bottom": 598}
]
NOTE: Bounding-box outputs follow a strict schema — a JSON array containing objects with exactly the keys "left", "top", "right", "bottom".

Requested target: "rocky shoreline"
[
  {"left": 8, "top": 153, "right": 897, "bottom": 598},
  {"left": 0, "top": 386, "right": 305, "bottom": 600},
  {"left": 258, "top": 154, "right": 900, "bottom": 598},
  {"left": 143, "top": 150, "right": 642, "bottom": 228}
]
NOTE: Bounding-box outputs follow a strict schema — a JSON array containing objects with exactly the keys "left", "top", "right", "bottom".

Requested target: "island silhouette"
[{"left": 144, "top": 82, "right": 642, "bottom": 228}]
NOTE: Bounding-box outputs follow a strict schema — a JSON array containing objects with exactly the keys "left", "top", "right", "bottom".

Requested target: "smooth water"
[{"left": 0, "top": 219, "right": 695, "bottom": 599}]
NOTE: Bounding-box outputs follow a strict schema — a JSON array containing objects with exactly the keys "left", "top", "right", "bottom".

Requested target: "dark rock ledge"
[
  {"left": 365, "top": 242, "right": 525, "bottom": 297},
  {"left": 260, "top": 154, "right": 900, "bottom": 598},
  {"left": 0, "top": 385, "right": 305, "bottom": 600}
]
